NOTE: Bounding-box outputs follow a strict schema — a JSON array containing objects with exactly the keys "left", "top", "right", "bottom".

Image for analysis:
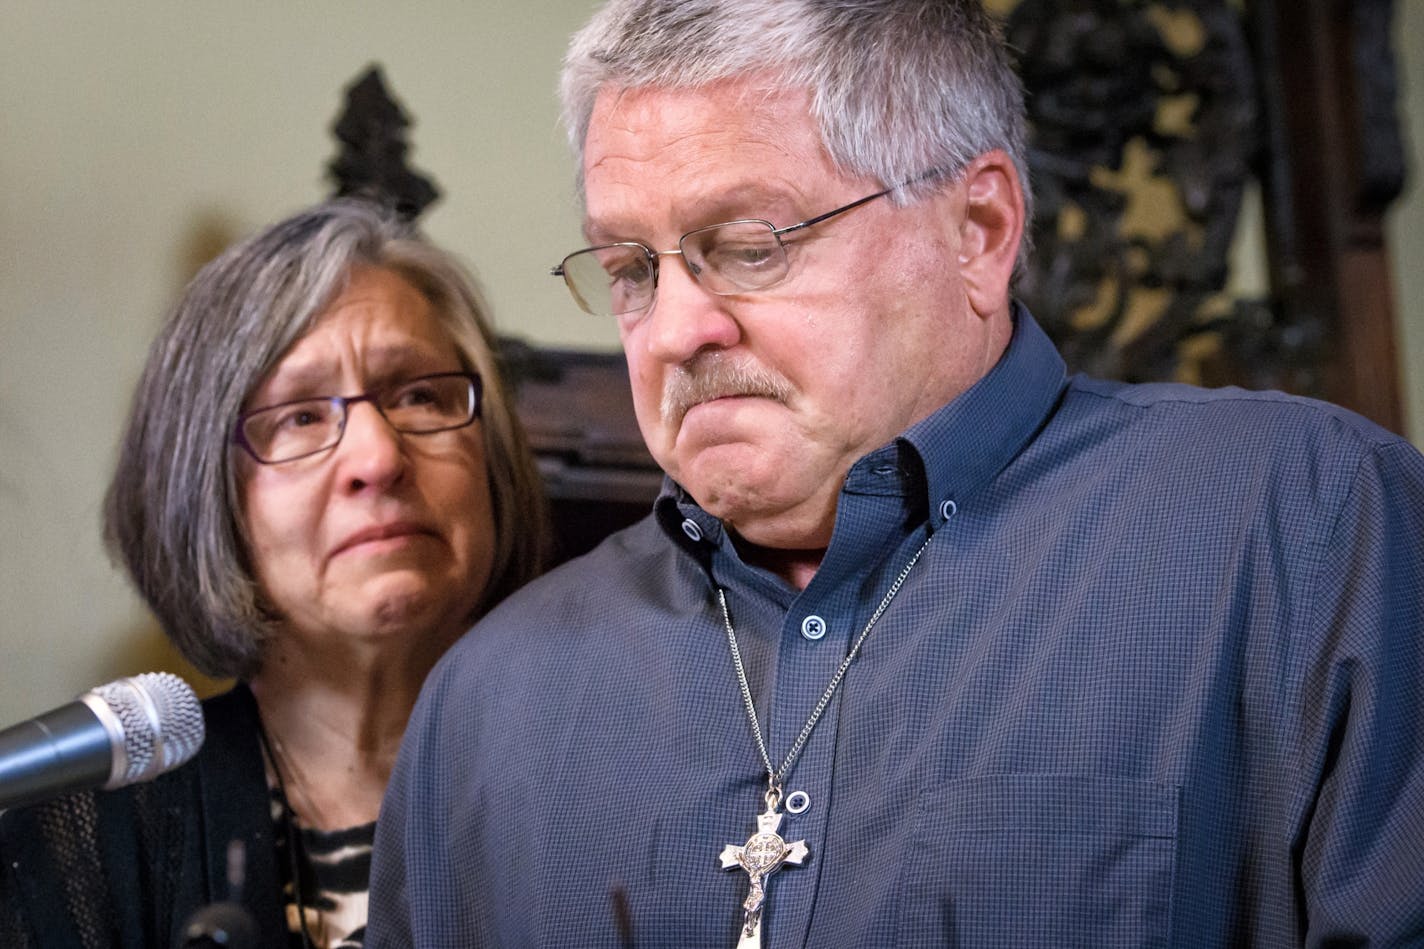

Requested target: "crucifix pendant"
[{"left": 718, "top": 788, "right": 809, "bottom": 948}]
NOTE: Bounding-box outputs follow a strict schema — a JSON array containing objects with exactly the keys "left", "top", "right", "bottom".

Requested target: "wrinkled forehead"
[
  {"left": 581, "top": 81, "right": 837, "bottom": 238},
  {"left": 245, "top": 268, "right": 463, "bottom": 403},
  {"left": 583, "top": 77, "right": 822, "bottom": 172}
]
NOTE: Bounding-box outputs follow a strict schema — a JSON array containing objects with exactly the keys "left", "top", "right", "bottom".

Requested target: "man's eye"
[
  {"left": 610, "top": 262, "right": 652, "bottom": 287},
  {"left": 708, "top": 242, "right": 778, "bottom": 270}
]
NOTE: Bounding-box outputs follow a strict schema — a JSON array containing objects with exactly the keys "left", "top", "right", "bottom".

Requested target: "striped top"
[{"left": 269, "top": 787, "right": 374, "bottom": 948}]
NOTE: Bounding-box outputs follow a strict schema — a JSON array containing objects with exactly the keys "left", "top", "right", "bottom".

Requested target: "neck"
[
  {"left": 733, "top": 537, "right": 825, "bottom": 591},
  {"left": 250, "top": 638, "right": 435, "bottom": 830}
]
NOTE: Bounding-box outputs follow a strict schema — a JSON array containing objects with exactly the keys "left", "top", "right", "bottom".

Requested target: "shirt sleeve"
[{"left": 1296, "top": 438, "right": 1424, "bottom": 943}]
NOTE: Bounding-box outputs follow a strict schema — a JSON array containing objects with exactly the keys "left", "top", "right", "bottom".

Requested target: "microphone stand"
[{"left": 176, "top": 840, "right": 259, "bottom": 949}]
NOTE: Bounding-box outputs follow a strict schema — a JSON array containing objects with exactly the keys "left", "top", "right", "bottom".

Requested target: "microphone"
[{"left": 0, "top": 672, "right": 205, "bottom": 811}]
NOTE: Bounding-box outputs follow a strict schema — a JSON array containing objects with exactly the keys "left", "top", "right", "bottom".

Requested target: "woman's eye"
[
  {"left": 394, "top": 383, "right": 439, "bottom": 407},
  {"left": 274, "top": 405, "right": 327, "bottom": 429}
]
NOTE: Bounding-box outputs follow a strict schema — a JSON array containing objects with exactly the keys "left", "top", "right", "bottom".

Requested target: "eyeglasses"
[
  {"left": 233, "top": 371, "right": 482, "bottom": 464},
  {"left": 551, "top": 172, "right": 941, "bottom": 318}
]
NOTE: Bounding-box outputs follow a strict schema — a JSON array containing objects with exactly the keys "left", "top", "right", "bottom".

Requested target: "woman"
[{"left": 0, "top": 199, "right": 548, "bottom": 948}]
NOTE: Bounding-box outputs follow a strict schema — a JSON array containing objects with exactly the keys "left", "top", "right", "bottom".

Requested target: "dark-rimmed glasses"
[
  {"left": 551, "top": 172, "right": 943, "bottom": 318},
  {"left": 233, "top": 371, "right": 482, "bottom": 464}
]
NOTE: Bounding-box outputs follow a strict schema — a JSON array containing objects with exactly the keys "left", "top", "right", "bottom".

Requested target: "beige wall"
[
  {"left": 0, "top": 2, "right": 612, "bottom": 721},
  {"left": 1389, "top": 0, "right": 1424, "bottom": 447},
  {"left": 1, "top": 2, "right": 1420, "bottom": 722}
]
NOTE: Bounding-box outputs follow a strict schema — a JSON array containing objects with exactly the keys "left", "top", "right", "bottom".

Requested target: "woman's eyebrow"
[{"left": 248, "top": 344, "right": 455, "bottom": 405}]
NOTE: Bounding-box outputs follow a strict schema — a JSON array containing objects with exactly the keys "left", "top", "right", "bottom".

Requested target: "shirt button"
[
  {"left": 785, "top": 790, "right": 810, "bottom": 814},
  {"left": 680, "top": 518, "right": 703, "bottom": 542},
  {"left": 801, "top": 615, "right": 827, "bottom": 640}
]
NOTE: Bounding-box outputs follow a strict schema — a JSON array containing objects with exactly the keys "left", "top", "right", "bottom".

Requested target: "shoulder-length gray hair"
[
  {"left": 105, "top": 199, "right": 549, "bottom": 679},
  {"left": 560, "top": 0, "right": 1032, "bottom": 240}
]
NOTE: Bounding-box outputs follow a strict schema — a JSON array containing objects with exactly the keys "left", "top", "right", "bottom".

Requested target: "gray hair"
[
  {"left": 560, "top": 0, "right": 1032, "bottom": 251},
  {"left": 105, "top": 199, "right": 549, "bottom": 679}
]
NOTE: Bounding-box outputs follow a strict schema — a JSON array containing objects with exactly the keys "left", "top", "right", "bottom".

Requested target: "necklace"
[
  {"left": 255, "top": 718, "right": 321, "bottom": 949},
  {"left": 715, "top": 530, "right": 935, "bottom": 949}
]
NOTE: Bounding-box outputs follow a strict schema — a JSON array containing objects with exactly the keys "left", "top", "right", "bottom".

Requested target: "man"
[{"left": 369, "top": 1, "right": 1424, "bottom": 945}]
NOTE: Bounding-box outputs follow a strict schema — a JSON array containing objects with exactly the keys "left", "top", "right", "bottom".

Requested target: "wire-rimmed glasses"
[
  {"left": 551, "top": 174, "right": 940, "bottom": 318},
  {"left": 233, "top": 371, "right": 482, "bottom": 464}
]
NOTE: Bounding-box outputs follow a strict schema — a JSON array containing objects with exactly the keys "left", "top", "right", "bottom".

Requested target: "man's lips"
[
  {"left": 331, "top": 522, "right": 435, "bottom": 557},
  {"left": 689, "top": 391, "right": 752, "bottom": 408}
]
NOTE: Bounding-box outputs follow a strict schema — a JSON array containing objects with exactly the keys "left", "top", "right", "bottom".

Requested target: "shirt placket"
[{"left": 755, "top": 475, "right": 918, "bottom": 948}]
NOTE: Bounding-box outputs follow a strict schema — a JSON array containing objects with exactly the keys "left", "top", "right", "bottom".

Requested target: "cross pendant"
[{"left": 718, "top": 794, "right": 809, "bottom": 949}]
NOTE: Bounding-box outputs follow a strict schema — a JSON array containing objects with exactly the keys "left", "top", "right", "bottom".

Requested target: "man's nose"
[{"left": 639, "top": 253, "right": 742, "bottom": 364}]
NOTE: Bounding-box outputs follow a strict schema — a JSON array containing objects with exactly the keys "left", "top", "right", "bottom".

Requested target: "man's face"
[{"left": 582, "top": 79, "right": 1007, "bottom": 550}]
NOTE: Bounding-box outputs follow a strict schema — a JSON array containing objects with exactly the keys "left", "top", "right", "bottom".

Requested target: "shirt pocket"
[{"left": 895, "top": 774, "right": 1178, "bottom": 948}]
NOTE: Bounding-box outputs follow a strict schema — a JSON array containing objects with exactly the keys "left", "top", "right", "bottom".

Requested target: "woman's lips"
[{"left": 332, "top": 522, "right": 434, "bottom": 557}]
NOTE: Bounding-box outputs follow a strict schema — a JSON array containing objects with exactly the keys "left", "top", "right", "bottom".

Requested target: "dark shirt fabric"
[
  {"left": 368, "top": 307, "right": 1424, "bottom": 948},
  {"left": 0, "top": 684, "right": 288, "bottom": 949}
]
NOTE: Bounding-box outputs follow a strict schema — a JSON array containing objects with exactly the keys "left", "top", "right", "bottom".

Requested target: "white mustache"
[{"left": 660, "top": 354, "right": 794, "bottom": 424}]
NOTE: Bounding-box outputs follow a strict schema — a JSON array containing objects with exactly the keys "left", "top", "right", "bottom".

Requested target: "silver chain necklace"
[{"left": 714, "top": 529, "right": 935, "bottom": 949}]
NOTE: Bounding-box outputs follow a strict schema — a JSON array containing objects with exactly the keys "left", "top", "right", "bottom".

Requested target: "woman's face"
[{"left": 238, "top": 266, "right": 496, "bottom": 659}]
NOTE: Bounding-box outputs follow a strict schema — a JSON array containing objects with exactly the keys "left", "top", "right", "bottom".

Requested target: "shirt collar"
[{"left": 899, "top": 302, "right": 1067, "bottom": 519}]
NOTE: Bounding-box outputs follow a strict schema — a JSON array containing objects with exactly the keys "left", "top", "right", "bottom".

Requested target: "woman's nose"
[{"left": 334, "top": 401, "right": 407, "bottom": 491}]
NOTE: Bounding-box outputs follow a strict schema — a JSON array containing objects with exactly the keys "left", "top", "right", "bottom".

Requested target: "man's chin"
[{"left": 673, "top": 455, "right": 779, "bottom": 517}]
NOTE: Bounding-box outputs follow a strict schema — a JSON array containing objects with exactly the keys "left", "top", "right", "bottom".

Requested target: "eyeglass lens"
[
  {"left": 560, "top": 221, "right": 789, "bottom": 317},
  {"left": 239, "top": 373, "right": 478, "bottom": 463}
]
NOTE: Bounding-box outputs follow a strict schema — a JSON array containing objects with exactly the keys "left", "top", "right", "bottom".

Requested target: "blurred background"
[{"left": 2, "top": 0, "right": 1421, "bottom": 722}]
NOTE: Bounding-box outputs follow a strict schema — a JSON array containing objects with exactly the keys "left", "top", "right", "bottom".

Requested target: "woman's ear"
[{"left": 955, "top": 150, "right": 1025, "bottom": 319}]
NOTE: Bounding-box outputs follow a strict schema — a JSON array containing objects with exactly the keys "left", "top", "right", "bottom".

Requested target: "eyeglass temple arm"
[{"left": 771, "top": 166, "right": 952, "bottom": 239}]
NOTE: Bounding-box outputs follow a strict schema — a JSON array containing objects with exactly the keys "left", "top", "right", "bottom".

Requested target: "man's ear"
[{"left": 956, "top": 150, "right": 1025, "bottom": 318}]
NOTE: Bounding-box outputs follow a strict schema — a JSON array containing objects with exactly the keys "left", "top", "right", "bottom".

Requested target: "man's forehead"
[
  {"left": 582, "top": 175, "right": 807, "bottom": 243},
  {"left": 590, "top": 75, "right": 809, "bottom": 126},
  {"left": 585, "top": 81, "right": 817, "bottom": 167},
  {"left": 581, "top": 82, "right": 838, "bottom": 240}
]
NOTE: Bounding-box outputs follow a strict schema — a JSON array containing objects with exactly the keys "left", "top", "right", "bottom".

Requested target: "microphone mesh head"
[{"left": 90, "top": 672, "right": 206, "bottom": 786}]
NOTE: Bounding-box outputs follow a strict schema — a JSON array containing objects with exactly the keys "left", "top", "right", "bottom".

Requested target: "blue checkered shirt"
[{"left": 369, "top": 308, "right": 1424, "bottom": 947}]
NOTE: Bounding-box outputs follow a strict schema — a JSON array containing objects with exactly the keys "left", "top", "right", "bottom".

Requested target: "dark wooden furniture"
[{"left": 497, "top": 342, "right": 662, "bottom": 561}]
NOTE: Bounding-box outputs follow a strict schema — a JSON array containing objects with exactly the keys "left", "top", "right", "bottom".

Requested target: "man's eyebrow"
[{"left": 583, "top": 187, "right": 800, "bottom": 245}]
